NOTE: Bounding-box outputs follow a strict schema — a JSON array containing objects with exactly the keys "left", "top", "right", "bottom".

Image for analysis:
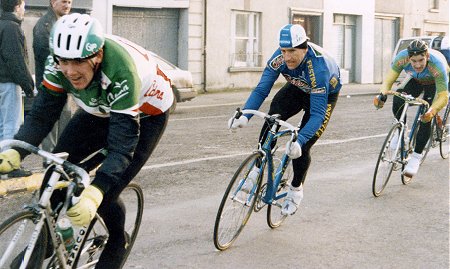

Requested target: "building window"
[
  {"left": 412, "top": 28, "right": 421, "bottom": 36},
  {"left": 230, "top": 10, "right": 262, "bottom": 68},
  {"left": 291, "top": 14, "right": 322, "bottom": 45},
  {"left": 430, "top": 0, "right": 439, "bottom": 9},
  {"left": 332, "top": 14, "right": 356, "bottom": 70}
]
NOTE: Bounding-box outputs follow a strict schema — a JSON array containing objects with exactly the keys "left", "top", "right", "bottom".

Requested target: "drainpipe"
[{"left": 202, "top": 0, "right": 207, "bottom": 93}]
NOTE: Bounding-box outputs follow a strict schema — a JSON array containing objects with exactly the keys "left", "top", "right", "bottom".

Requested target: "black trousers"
[
  {"left": 47, "top": 110, "right": 168, "bottom": 268},
  {"left": 259, "top": 83, "right": 339, "bottom": 188},
  {"left": 392, "top": 79, "right": 435, "bottom": 154}
]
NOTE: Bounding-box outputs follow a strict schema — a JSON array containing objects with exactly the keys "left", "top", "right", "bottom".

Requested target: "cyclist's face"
[
  {"left": 58, "top": 53, "right": 103, "bottom": 90},
  {"left": 280, "top": 47, "right": 307, "bottom": 70},
  {"left": 409, "top": 53, "right": 428, "bottom": 73}
]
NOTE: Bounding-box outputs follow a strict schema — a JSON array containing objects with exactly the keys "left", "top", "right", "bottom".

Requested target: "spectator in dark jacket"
[
  {"left": 33, "top": 0, "right": 75, "bottom": 152},
  {"left": 0, "top": 0, "right": 34, "bottom": 141}
]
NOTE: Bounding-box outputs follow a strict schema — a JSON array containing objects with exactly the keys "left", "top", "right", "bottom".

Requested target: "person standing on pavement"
[
  {"left": 33, "top": 0, "right": 75, "bottom": 152},
  {"left": 0, "top": 0, "right": 34, "bottom": 141},
  {"left": 228, "top": 24, "right": 341, "bottom": 215}
]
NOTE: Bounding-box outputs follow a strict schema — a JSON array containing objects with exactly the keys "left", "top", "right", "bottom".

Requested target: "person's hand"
[
  {"left": 421, "top": 107, "right": 436, "bottom": 123},
  {"left": 67, "top": 185, "right": 103, "bottom": 226},
  {"left": 228, "top": 115, "right": 248, "bottom": 129},
  {"left": 0, "top": 149, "right": 21, "bottom": 173},
  {"left": 286, "top": 141, "right": 302, "bottom": 159},
  {"left": 373, "top": 93, "right": 387, "bottom": 109}
]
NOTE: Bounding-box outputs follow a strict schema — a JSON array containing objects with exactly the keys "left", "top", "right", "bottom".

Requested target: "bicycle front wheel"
[
  {"left": 266, "top": 159, "right": 292, "bottom": 228},
  {"left": 372, "top": 123, "right": 402, "bottom": 197},
  {"left": 0, "top": 210, "right": 47, "bottom": 269},
  {"left": 120, "top": 182, "right": 144, "bottom": 263},
  {"left": 213, "top": 152, "right": 263, "bottom": 251},
  {"left": 73, "top": 183, "right": 144, "bottom": 268}
]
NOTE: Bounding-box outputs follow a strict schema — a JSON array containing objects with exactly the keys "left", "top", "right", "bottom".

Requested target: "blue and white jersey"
[{"left": 243, "top": 42, "right": 341, "bottom": 146}]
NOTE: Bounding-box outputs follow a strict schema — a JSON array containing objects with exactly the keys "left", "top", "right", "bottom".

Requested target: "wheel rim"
[{"left": 213, "top": 153, "right": 261, "bottom": 250}]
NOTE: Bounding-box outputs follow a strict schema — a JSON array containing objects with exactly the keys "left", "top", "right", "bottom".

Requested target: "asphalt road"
[
  {"left": 0, "top": 89, "right": 448, "bottom": 268},
  {"left": 123, "top": 90, "right": 449, "bottom": 269}
]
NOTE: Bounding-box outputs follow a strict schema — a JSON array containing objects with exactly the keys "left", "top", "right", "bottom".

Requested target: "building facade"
[{"left": 17, "top": 0, "right": 450, "bottom": 92}]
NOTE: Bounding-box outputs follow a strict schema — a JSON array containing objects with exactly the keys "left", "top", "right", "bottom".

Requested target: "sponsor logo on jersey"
[
  {"left": 396, "top": 58, "right": 409, "bottom": 67},
  {"left": 311, "top": 87, "right": 325, "bottom": 94},
  {"left": 307, "top": 59, "right": 317, "bottom": 88},
  {"left": 107, "top": 80, "right": 130, "bottom": 105},
  {"left": 283, "top": 74, "right": 311, "bottom": 93},
  {"left": 269, "top": 55, "right": 284, "bottom": 70},
  {"left": 330, "top": 77, "right": 338, "bottom": 89}
]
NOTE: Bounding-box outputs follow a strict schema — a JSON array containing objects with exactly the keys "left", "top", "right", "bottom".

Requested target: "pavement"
[{"left": 179, "top": 83, "right": 380, "bottom": 109}]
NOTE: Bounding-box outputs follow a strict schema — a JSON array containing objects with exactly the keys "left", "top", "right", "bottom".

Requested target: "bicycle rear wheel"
[
  {"left": 372, "top": 123, "right": 402, "bottom": 197},
  {"left": 420, "top": 119, "right": 436, "bottom": 164},
  {"left": 267, "top": 159, "right": 292, "bottom": 228},
  {"left": 0, "top": 210, "right": 47, "bottom": 269},
  {"left": 213, "top": 152, "right": 263, "bottom": 251},
  {"left": 438, "top": 111, "right": 450, "bottom": 159}
]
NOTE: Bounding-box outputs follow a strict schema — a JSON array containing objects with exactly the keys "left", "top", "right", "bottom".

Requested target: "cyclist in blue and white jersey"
[
  {"left": 229, "top": 24, "right": 341, "bottom": 216},
  {"left": 374, "top": 39, "right": 449, "bottom": 178}
]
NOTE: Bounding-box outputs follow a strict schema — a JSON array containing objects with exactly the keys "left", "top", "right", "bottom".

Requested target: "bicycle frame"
[
  {"left": 232, "top": 109, "right": 298, "bottom": 207},
  {"left": 385, "top": 91, "right": 429, "bottom": 164},
  {"left": 0, "top": 139, "right": 105, "bottom": 269},
  {"left": 259, "top": 127, "right": 293, "bottom": 206}
]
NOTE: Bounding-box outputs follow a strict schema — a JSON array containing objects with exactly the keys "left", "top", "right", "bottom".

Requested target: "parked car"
[
  {"left": 393, "top": 35, "right": 448, "bottom": 83},
  {"left": 149, "top": 52, "right": 197, "bottom": 113}
]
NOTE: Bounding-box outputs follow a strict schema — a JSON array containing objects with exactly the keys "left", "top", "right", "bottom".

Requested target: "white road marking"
[{"left": 141, "top": 133, "right": 388, "bottom": 170}]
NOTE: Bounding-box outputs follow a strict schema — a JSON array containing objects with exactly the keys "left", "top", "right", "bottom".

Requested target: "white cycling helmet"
[{"left": 50, "top": 13, "right": 105, "bottom": 59}]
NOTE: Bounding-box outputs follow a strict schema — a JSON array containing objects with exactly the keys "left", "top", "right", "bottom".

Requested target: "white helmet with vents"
[{"left": 50, "top": 13, "right": 105, "bottom": 59}]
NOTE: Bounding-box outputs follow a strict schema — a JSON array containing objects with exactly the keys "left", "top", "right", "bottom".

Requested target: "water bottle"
[{"left": 56, "top": 217, "right": 75, "bottom": 251}]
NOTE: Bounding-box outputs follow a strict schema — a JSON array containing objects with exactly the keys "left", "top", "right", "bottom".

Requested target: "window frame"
[{"left": 230, "top": 10, "right": 262, "bottom": 70}]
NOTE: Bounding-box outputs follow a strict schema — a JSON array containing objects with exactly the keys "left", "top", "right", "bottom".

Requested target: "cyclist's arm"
[
  {"left": 91, "top": 111, "right": 139, "bottom": 194},
  {"left": 379, "top": 68, "right": 401, "bottom": 95},
  {"left": 243, "top": 67, "right": 279, "bottom": 113},
  {"left": 243, "top": 51, "right": 282, "bottom": 117},
  {"left": 90, "top": 70, "right": 141, "bottom": 194},
  {"left": 430, "top": 60, "right": 450, "bottom": 112},
  {"left": 14, "top": 88, "right": 67, "bottom": 157},
  {"left": 297, "top": 72, "right": 329, "bottom": 146},
  {"left": 380, "top": 51, "right": 408, "bottom": 94}
]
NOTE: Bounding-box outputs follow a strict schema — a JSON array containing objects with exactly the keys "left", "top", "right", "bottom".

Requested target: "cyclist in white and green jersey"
[{"left": 0, "top": 13, "right": 173, "bottom": 268}]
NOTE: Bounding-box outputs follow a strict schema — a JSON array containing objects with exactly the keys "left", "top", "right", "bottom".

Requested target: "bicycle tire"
[
  {"left": 372, "top": 123, "right": 402, "bottom": 197},
  {"left": 402, "top": 117, "right": 425, "bottom": 185},
  {"left": 439, "top": 109, "right": 450, "bottom": 159},
  {"left": 420, "top": 119, "right": 433, "bottom": 165},
  {"left": 266, "top": 159, "right": 292, "bottom": 228},
  {"left": 0, "top": 209, "right": 47, "bottom": 269},
  {"left": 71, "top": 183, "right": 144, "bottom": 269},
  {"left": 213, "top": 152, "right": 263, "bottom": 251},
  {"left": 120, "top": 182, "right": 144, "bottom": 264}
]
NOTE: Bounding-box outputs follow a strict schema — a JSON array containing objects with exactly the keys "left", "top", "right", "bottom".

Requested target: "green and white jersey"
[{"left": 42, "top": 34, "right": 173, "bottom": 117}]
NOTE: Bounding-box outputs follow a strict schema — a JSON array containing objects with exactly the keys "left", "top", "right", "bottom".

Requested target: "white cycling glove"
[
  {"left": 228, "top": 115, "right": 248, "bottom": 129},
  {"left": 286, "top": 141, "right": 302, "bottom": 159}
]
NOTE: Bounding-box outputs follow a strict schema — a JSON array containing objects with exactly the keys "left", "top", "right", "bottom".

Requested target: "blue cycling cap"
[{"left": 279, "top": 24, "right": 309, "bottom": 48}]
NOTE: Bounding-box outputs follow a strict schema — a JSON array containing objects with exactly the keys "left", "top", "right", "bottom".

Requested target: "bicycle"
[
  {"left": 372, "top": 91, "right": 431, "bottom": 197},
  {"left": 213, "top": 108, "right": 298, "bottom": 251},
  {"left": 0, "top": 139, "right": 144, "bottom": 269},
  {"left": 428, "top": 100, "right": 450, "bottom": 159}
]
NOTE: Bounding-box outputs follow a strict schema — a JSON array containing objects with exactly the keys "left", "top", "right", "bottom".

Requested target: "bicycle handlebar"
[
  {"left": 236, "top": 109, "right": 299, "bottom": 132},
  {"left": 0, "top": 139, "right": 91, "bottom": 189},
  {"left": 384, "top": 90, "right": 430, "bottom": 108}
]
